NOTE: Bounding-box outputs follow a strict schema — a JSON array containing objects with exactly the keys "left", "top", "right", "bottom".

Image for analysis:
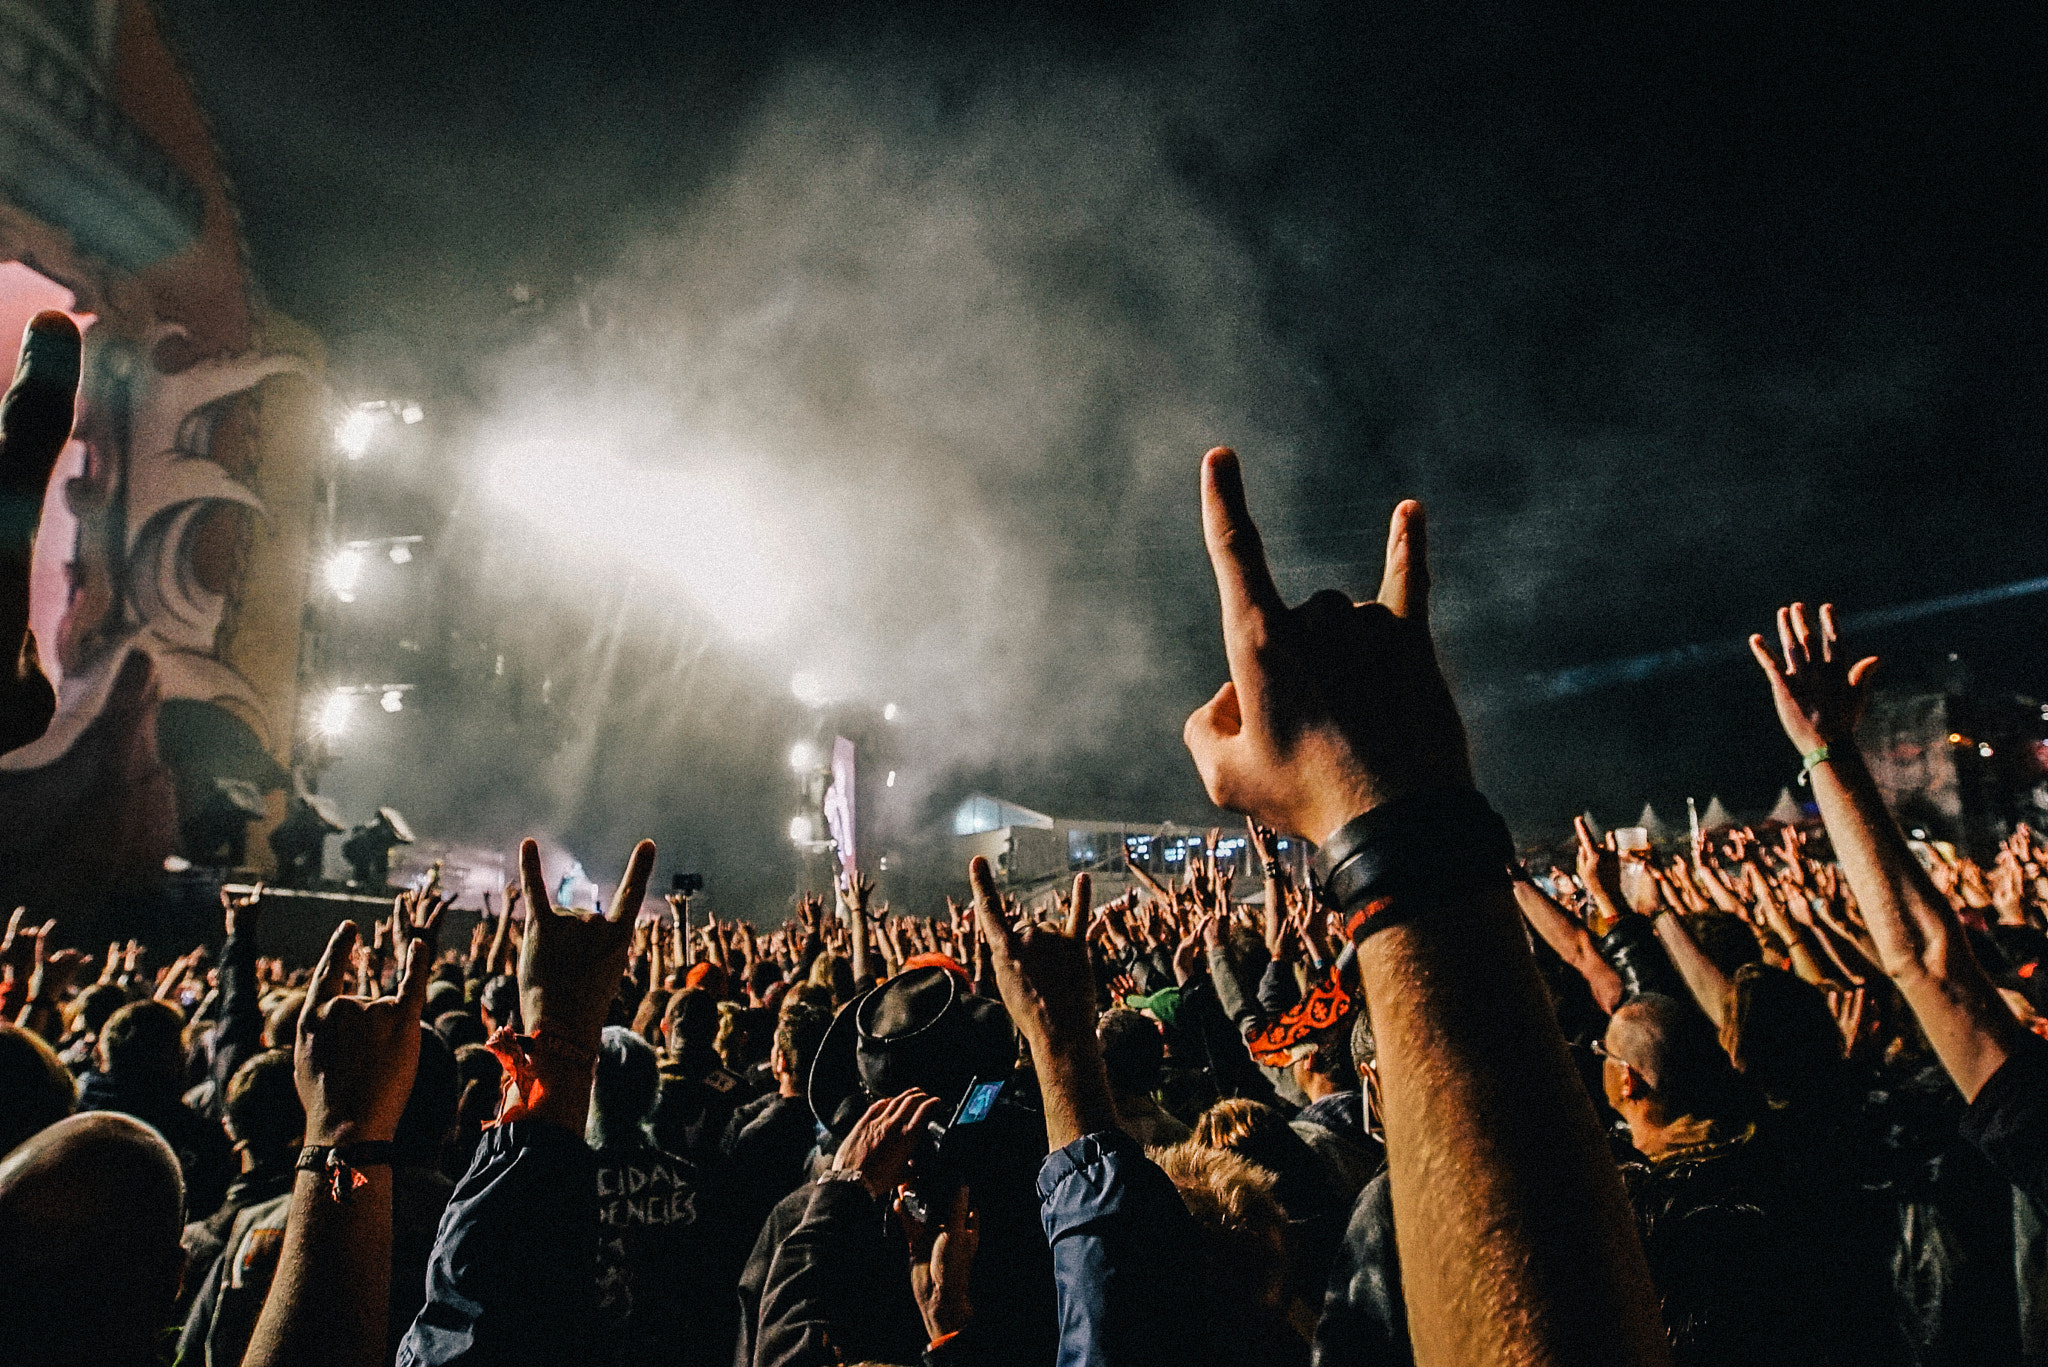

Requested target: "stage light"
[
  {"left": 337, "top": 409, "right": 378, "bottom": 458},
  {"left": 388, "top": 543, "right": 412, "bottom": 565},
  {"left": 326, "top": 549, "right": 364, "bottom": 600},
  {"left": 789, "top": 740, "right": 820, "bottom": 772},
  {"left": 1980, "top": 743, "right": 1995, "bottom": 758},
  {"left": 789, "top": 815, "right": 813, "bottom": 844},
  {"left": 400, "top": 402, "right": 424, "bottom": 424},
  {"left": 886, "top": 770, "right": 896, "bottom": 787},
  {"left": 791, "top": 672, "right": 826, "bottom": 706},
  {"left": 883, "top": 702, "right": 899, "bottom": 721},
  {"left": 318, "top": 690, "right": 353, "bottom": 737},
  {"left": 381, "top": 689, "right": 405, "bottom": 713}
]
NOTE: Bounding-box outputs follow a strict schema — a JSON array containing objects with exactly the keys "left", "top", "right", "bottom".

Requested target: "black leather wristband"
[{"left": 1309, "top": 788, "right": 1515, "bottom": 933}]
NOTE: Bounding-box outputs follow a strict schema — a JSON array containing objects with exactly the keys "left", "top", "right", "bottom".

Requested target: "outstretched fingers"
[
  {"left": 1064, "top": 872, "right": 1091, "bottom": 939},
  {"left": 968, "top": 856, "right": 1016, "bottom": 956},
  {"left": 606, "top": 840, "right": 658, "bottom": 925},
  {"left": 1376, "top": 499, "right": 1430, "bottom": 625},
  {"left": 519, "top": 838, "right": 553, "bottom": 935},
  {"left": 303, "top": 920, "right": 358, "bottom": 1031},
  {"left": 1200, "top": 447, "right": 1284, "bottom": 681}
]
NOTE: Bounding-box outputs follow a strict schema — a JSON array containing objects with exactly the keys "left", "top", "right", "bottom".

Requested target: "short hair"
[
  {"left": 1350, "top": 1008, "right": 1377, "bottom": 1072},
  {"left": 69, "top": 984, "right": 126, "bottom": 1037},
  {"left": 1682, "top": 912, "right": 1764, "bottom": 978},
  {"left": 747, "top": 959, "right": 782, "bottom": 998},
  {"left": 435, "top": 1009, "right": 487, "bottom": 1054},
  {"left": 223, "top": 1050, "right": 303, "bottom": 1155},
  {"left": 394, "top": 1027, "right": 458, "bottom": 1163},
  {"left": 664, "top": 988, "right": 719, "bottom": 1055},
  {"left": 1607, "top": 993, "right": 1749, "bottom": 1121},
  {"left": 1097, "top": 1009, "right": 1166, "bottom": 1094},
  {"left": 1192, "top": 1097, "right": 1320, "bottom": 1183},
  {"left": 98, "top": 1001, "right": 183, "bottom": 1078},
  {"left": 588, "top": 1026, "right": 660, "bottom": 1150},
  {"left": 1721, "top": 965, "right": 1844, "bottom": 1107},
  {"left": 425, "top": 979, "right": 464, "bottom": 1021},
  {"left": 262, "top": 990, "right": 305, "bottom": 1049},
  {"left": 480, "top": 976, "right": 521, "bottom": 1029},
  {"left": 1151, "top": 1140, "right": 1289, "bottom": 1309},
  {"left": 0, "top": 1024, "right": 75, "bottom": 1158},
  {"left": 774, "top": 1002, "right": 832, "bottom": 1080}
]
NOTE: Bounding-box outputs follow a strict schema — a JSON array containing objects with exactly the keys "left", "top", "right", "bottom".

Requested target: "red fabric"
[
  {"left": 483, "top": 1027, "right": 595, "bottom": 1126},
  {"left": 902, "top": 952, "right": 971, "bottom": 988},
  {"left": 684, "top": 962, "right": 727, "bottom": 996},
  {"left": 1247, "top": 972, "right": 1355, "bottom": 1067}
]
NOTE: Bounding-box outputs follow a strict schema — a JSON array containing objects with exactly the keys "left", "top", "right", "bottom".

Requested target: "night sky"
[{"left": 156, "top": 1, "right": 2048, "bottom": 904}]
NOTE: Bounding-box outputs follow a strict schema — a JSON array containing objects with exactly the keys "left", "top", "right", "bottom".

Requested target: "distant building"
[{"left": 947, "top": 791, "right": 1300, "bottom": 897}]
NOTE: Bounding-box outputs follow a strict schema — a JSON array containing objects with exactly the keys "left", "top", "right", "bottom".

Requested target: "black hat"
[{"left": 807, "top": 966, "right": 1016, "bottom": 1129}]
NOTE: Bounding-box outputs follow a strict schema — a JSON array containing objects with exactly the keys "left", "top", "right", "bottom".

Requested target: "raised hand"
[
  {"left": 1750, "top": 601, "right": 1879, "bottom": 758},
  {"left": 0, "top": 312, "right": 81, "bottom": 753},
  {"left": 1183, "top": 447, "right": 1469, "bottom": 843},
  {"left": 0, "top": 907, "right": 51, "bottom": 983},
  {"left": 517, "top": 837, "right": 656, "bottom": 1048},
  {"left": 391, "top": 888, "right": 450, "bottom": 954},
  {"left": 1574, "top": 816, "right": 1627, "bottom": 933},
  {"left": 223, "top": 882, "right": 266, "bottom": 939},
  {"left": 296, "top": 920, "right": 431, "bottom": 1146}
]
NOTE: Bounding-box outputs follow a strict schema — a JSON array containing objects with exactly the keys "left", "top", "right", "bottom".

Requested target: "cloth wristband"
[
  {"left": 297, "top": 1141, "right": 395, "bottom": 1204},
  {"left": 1309, "top": 788, "right": 1515, "bottom": 934},
  {"left": 485, "top": 1026, "right": 597, "bottom": 1125}
]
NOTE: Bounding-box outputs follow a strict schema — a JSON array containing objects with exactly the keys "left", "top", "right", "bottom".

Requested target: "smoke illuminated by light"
[{"left": 483, "top": 444, "right": 798, "bottom": 641}]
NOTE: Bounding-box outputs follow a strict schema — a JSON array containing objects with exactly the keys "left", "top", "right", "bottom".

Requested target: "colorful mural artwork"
[{"left": 0, "top": 2, "right": 325, "bottom": 913}]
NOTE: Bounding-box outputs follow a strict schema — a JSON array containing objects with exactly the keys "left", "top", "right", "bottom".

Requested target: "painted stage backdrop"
[{"left": 0, "top": 1, "right": 325, "bottom": 917}]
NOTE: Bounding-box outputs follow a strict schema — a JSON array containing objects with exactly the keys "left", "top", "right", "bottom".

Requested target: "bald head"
[
  {"left": 1604, "top": 993, "right": 1742, "bottom": 1123},
  {"left": 0, "top": 1112, "right": 186, "bottom": 1365}
]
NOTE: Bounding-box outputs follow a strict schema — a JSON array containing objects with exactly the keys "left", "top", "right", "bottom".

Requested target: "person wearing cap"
[{"left": 745, "top": 962, "right": 1056, "bottom": 1367}]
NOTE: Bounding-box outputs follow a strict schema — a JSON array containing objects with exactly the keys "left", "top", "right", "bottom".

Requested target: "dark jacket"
[
  {"left": 1038, "top": 1129, "right": 1210, "bottom": 1367},
  {"left": 753, "top": 1175, "right": 929, "bottom": 1367},
  {"left": 399, "top": 1120, "right": 601, "bottom": 1365},
  {"left": 650, "top": 1055, "right": 748, "bottom": 1167},
  {"left": 1962, "top": 1032, "right": 2048, "bottom": 1213},
  {"left": 1592, "top": 916, "right": 1690, "bottom": 1002},
  {"left": 1312, "top": 1171, "right": 1410, "bottom": 1367},
  {"left": 204, "top": 924, "right": 266, "bottom": 1119},
  {"left": 176, "top": 1161, "right": 295, "bottom": 1319}
]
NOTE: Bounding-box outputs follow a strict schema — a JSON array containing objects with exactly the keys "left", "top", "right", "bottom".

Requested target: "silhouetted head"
[
  {"left": 0, "top": 1111, "right": 185, "bottom": 1365},
  {"left": 0, "top": 1023, "right": 75, "bottom": 1158}
]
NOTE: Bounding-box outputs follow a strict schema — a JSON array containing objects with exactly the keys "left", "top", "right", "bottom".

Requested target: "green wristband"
[{"left": 1801, "top": 744, "right": 1831, "bottom": 771}]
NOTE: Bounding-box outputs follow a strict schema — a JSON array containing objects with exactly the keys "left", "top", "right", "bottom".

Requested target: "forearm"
[
  {"left": 1513, "top": 882, "right": 1623, "bottom": 1013},
  {"left": 245, "top": 1169, "right": 394, "bottom": 1367},
  {"left": 1360, "top": 889, "right": 1669, "bottom": 1367},
  {"left": 1650, "top": 911, "right": 1731, "bottom": 1029},
  {"left": 1812, "top": 752, "right": 2019, "bottom": 1098},
  {"left": 1030, "top": 1032, "right": 1122, "bottom": 1151}
]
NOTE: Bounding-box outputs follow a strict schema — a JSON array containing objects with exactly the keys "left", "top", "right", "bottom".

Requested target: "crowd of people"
[{"left": 2, "top": 317, "right": 2047, "bottom": 1367}]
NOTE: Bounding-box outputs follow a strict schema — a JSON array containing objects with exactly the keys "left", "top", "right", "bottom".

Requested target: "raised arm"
[
  {"left": 1181, "top": 447, "right": 1667, "bottom": 1367},
  {"left": 244, "top": 918, "right": 432, "bottom": 1367},
  {"left": 1512, "top": 874, "right": 1625, "bottom": 1015},
  {"left": 1750, "top": 602, "right": 2022, "bottom": 1101}
]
